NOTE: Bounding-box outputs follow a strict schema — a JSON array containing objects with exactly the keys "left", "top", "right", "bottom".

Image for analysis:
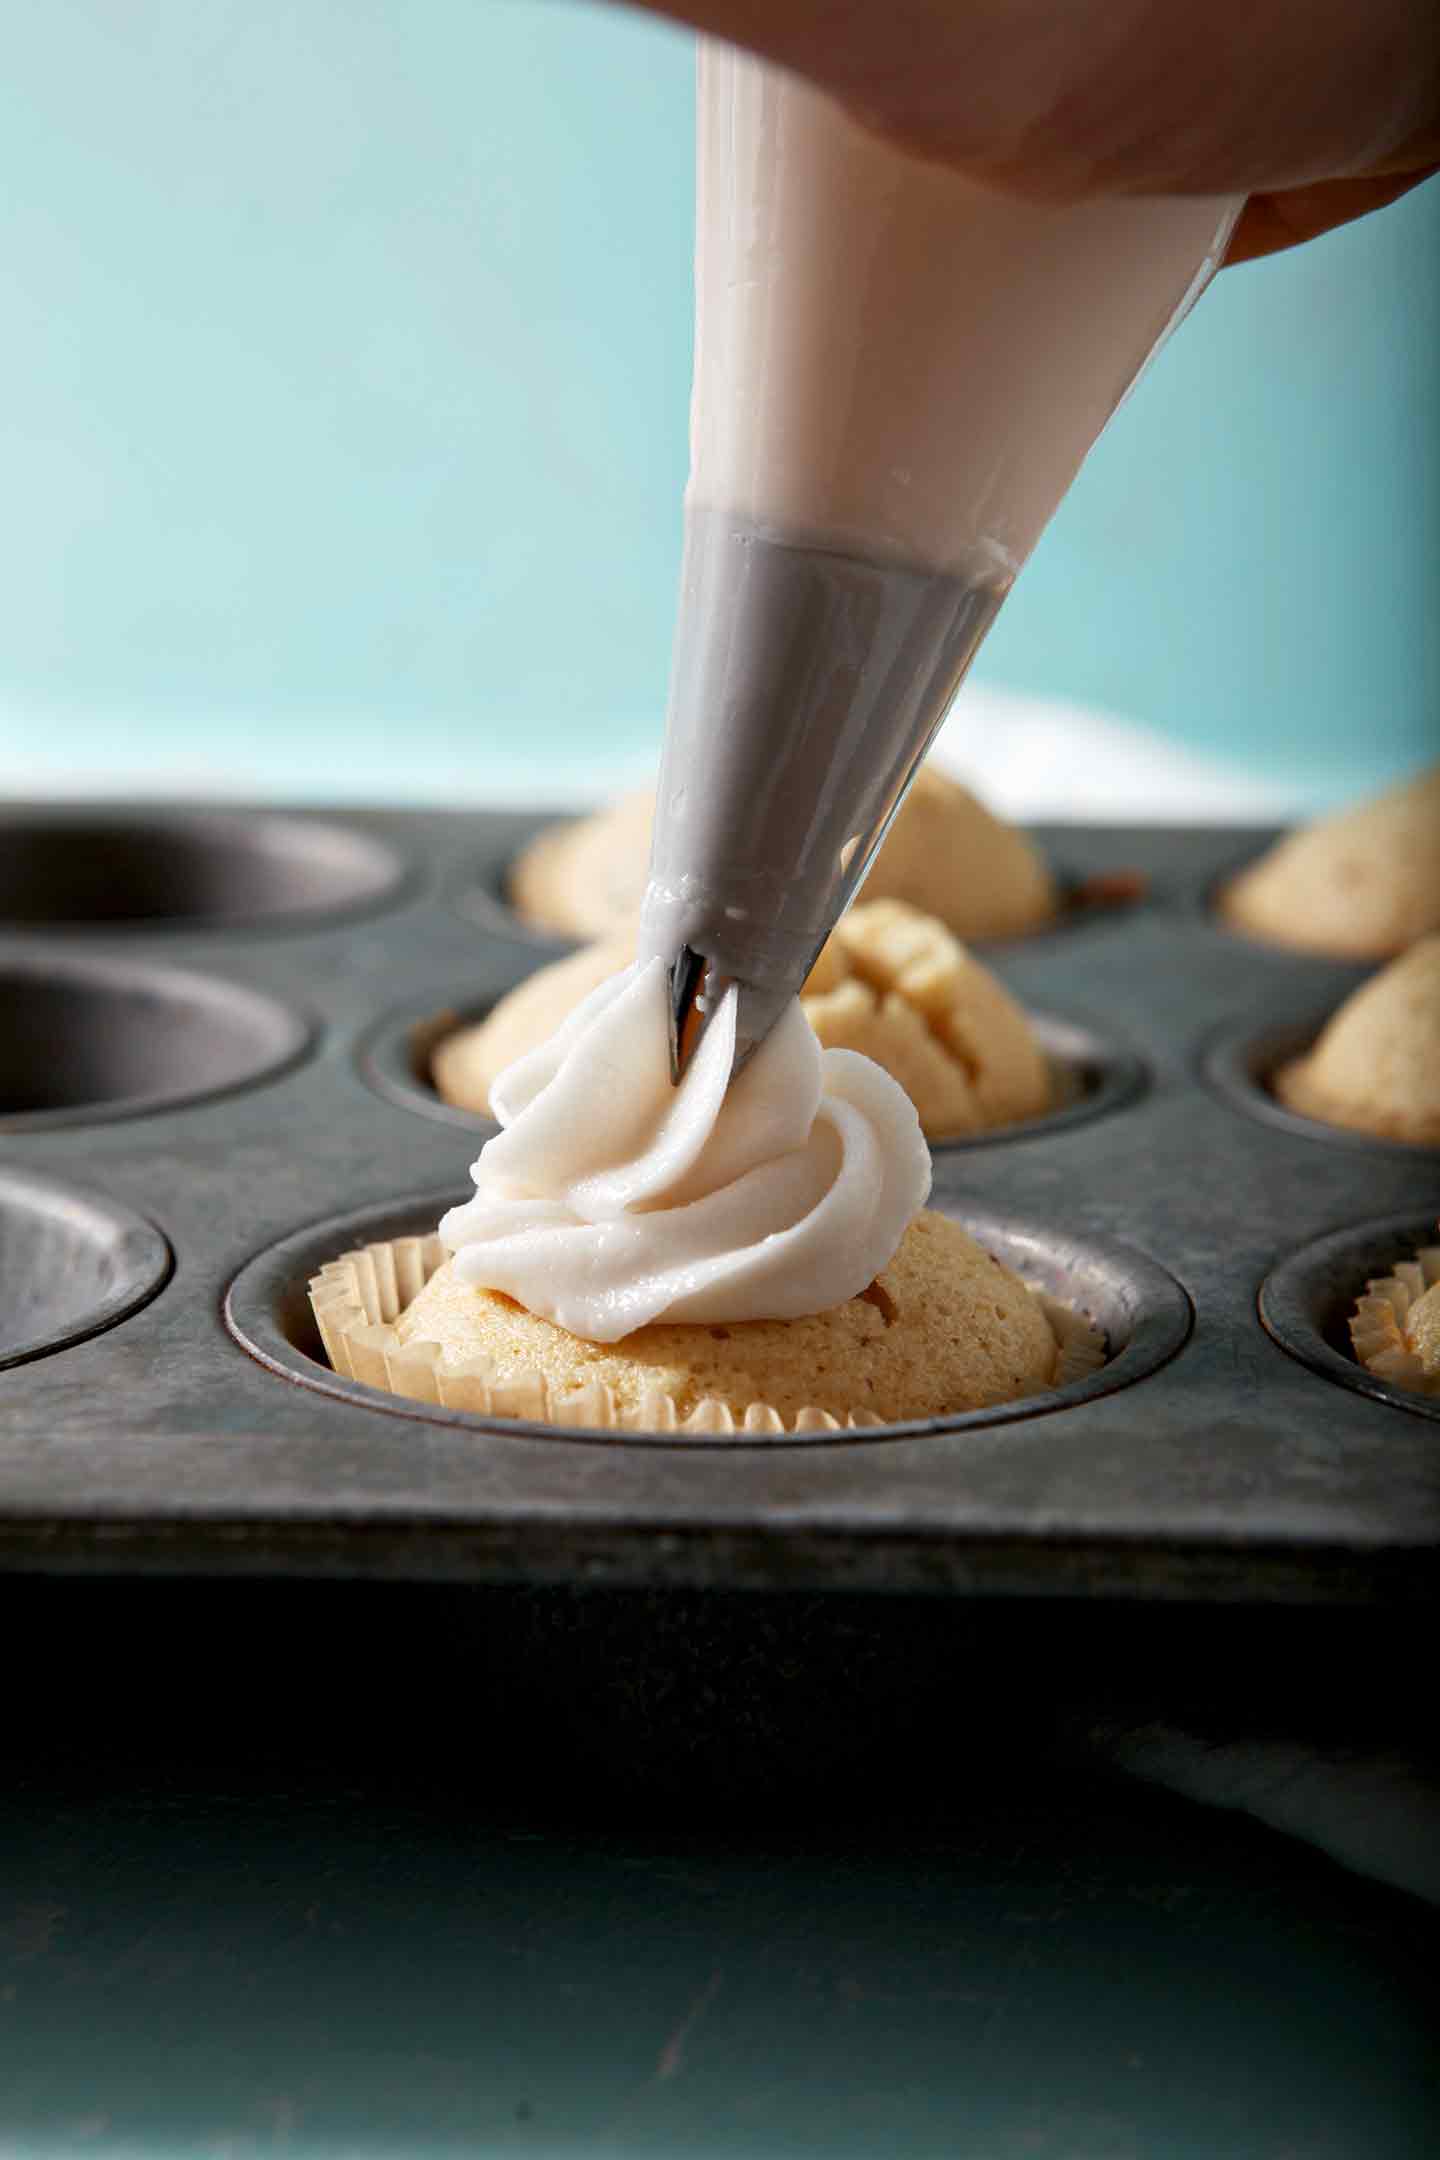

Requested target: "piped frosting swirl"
[{"left": 439, "top": 957, "right": 930, "bottom": 1342}]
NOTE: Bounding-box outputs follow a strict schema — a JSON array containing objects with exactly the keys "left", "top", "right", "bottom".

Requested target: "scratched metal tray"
[{"left": 0, "top": 804, "right": 1436, "bottom": 1605}]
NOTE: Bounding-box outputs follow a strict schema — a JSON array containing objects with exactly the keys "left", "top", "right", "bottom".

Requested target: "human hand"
[{"left": 635, "top": 0, "right": 1439, "bottom": 261}]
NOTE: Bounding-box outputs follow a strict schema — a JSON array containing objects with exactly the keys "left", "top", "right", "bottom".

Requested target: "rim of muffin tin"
[
  {"left": 225, "top": 1191, "right": 1193, "bottom": 1450},
  {"left": 356, "top": 987, "right": 1149, "bottom": 1148},
  {"left": 0, "top": 808, "right": 410, "bottom": 934},
  {"left": 1259, "top": 1213, "right": 1440, "bottom": 1424},
  {"left": 449, "top": 814, "right": 1148, "bottom": 957},
  {"left": 0, "top": 1165, "right": 172, "bottom": 1369},
  {"left": 1200, "top": 1011, "right": 1440, "bottom": 1159},
  {"left": 0, "top": 948, "right": 316, "bottom": 1131}
]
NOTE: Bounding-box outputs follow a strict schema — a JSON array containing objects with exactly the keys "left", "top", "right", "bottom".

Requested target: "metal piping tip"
[
  {"left": 668, "top": 943, "right": 792, "bottom": 1087},
  {"left": 667, "top": 943, "right": 712, "bottom": 1086}
]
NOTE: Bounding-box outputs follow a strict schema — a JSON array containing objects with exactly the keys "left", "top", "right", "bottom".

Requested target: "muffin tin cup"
[
  {"left": 357, "top": 988, "right": 1146, "bottom": 1149},
  {"left": 0, "top": 950, "right": 314, "bottom": 1130},
  {"left": 1200, "top": 1013, "right": 1440, "bottom": 1159},
  {"left": 1259, "top": 1214, "right": 1440, "bottom": 1424},
  {"left": 224, "top": 1191, "right": 1193, "bottom": 1450},
  {"left": 0, "top": 1165, "right": 171, "bottom": 1369},
  {"left": 0, "top": 809, "right": 407, "bottom": 932}
]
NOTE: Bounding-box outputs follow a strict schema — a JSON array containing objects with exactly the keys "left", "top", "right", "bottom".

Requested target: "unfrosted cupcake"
[
  {"left": 432, "top": 932, "right": 636, "bottom": 1117},
  {"left": 1274, "top": 936, "right": 1440, "bottom": 1146},
  {"left": 804, "top": 900, "right": 1053, "bottom": 1136},
  {"left": 509, "top": 764, "right": 1058, "bottom": 943},
  {"left": 1219, "top": 763, "right": 1440, "bottom": 960},
  {"left": 508, "top": 787, "right": 654, "bottom": 942},
  {"left": 432, "top": 899, "right": 1052, "bottom": 1139},
  {"left": 316, "top": 955, "right": 1099, "bottom": 1434},
  {"left": 1349, "top": 1239, "right": 1440, "bottom": 1400}
]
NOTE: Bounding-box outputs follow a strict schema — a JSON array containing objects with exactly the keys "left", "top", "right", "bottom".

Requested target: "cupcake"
[
  {"left": 432, "top": 932, "right": 634, "bottom": 1118},
  {"left": 804, "top": 900, "right": 1053, "bottom": 1137},
  {"left": 1349, "top": 1239, "right": 1440, "bottom": 1400},
  {"left": 432, "top": 899, "right": 1053, "bottom": 1139},
  {"left": 509, "top": 764, "right": 1058, "bottom": 943},
  {"left": 316, "top": 956, "right": 1100, "bottom": 1434},
  {"left": 1273, "top": 936, "right": 1440, "bottom": 1146},
  {"left": 1219, "top": 762, "right": 1440, "bottom": 960},
  {"left": 508, "top": 787, "right": 654, "bottom": 942}
]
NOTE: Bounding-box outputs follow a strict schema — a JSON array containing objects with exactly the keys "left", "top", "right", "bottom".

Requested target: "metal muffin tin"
[{"left": 1, "top": 805, "right": 1436, "bottom": 1602}]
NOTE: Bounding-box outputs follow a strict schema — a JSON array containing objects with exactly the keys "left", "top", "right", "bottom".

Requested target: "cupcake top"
[
  {"left": 508, "top": 787, "right": 653, "bottom": 942},
  {"left": 1273, "top": 935, "right": 1440, "bottom": 1146},
  {"left": 432, "top": 899, "right": 1051, "bottom": 1138},
  {"left": 1219, "top": 762, "right": 1440, "bottom": 960},
  {"left": 508, "top": 764, "right": 1058, "bottom": 943},
  {"left": 438, "top": 952, "right": 930, "bottom": 1341},
  {"left": 432, "top": 932, "right": 635, "bottom": 1116},
  {"left": 1349, "top": 1241, "right": 1440, "bottom": 1399},
  {"left": 805, "top": 900, "right": 1052, "bottom": 1136}
]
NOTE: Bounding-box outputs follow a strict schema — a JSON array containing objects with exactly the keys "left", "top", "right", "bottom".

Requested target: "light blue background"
[{"left": 0, "top": 0, "right": 1435, "bottom": 802}]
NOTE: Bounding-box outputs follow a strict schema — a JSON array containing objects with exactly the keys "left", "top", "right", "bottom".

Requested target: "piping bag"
[{"left": 640, "top": 42, "right": 1239, "bottom": 1080}]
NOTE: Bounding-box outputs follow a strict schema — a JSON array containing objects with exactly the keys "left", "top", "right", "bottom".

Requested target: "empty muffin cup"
[
  {"left": 226, "top": 1193, "right": 1191, "bottom": 1447},
  {"left": 0, "top": 1165, "right": 170, "bottom": 1368},
  {"left": 0, "top": 810, "right": 405, "bottom": 930},
  {"left": 0, "top": 952, "right": 312, "bottom": 1130}
]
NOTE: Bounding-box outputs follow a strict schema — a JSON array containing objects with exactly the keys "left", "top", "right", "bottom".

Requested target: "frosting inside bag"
[{"left": 439, "top": 957, "right": 930, "bottom": 1341}]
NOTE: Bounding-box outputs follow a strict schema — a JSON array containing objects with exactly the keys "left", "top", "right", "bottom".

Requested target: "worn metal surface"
[
  {"left": 0, "top": 1164, "right": 172, "bottom": 1369},
  {"left": 0, "top": 807, "right": 1436, "bottom": 1601}
]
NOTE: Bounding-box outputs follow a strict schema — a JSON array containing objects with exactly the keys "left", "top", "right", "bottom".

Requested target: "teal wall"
[{"left": 1, "top": 0, "right": 1434, "bottom": 800}]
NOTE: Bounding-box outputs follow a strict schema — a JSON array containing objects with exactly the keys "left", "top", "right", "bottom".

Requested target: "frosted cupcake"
[
  {"left": 316, "top": 958, "right": 1099, "bottom": 1434},
  {"left": 1274, "top": 936, "right": 1440, "bottom": 1146},
  {"left": 510, "top": 764, "right": 1058, "bottom": 943},
  {"left": 1349, "top": 1238, "right": 1440, "bottom": 1400},
  {"left": 433, "top": 899, "right": 1053, "bottom": 1140},
  {"left": 1219, "top": 762, "right": 1440, "bottom": 960}
]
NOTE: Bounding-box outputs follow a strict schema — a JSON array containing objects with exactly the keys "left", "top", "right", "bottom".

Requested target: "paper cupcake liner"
[
  {"left": 308, "top": 1236, "right": 1106, "bottom": 1435},
  {"left": 1039, "top": 1292, "right": 1108, "bottom": 1386},
  {"left": 1348, "top": 1241, "right": 1440, "bottom": 1398}
]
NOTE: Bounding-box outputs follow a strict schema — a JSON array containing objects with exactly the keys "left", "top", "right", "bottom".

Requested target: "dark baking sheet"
[{"left": 1, "top": 805, "right": 1436, "bottom": 1604}]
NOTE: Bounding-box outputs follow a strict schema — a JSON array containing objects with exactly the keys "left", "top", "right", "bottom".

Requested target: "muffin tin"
[{"left": 1, "top": 805, "right": 1436, "bottom": 1602}]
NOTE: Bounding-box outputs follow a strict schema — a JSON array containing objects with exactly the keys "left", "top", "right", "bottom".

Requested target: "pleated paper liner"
[
  {"left": 307, "top": 1234, "right": 1105, "bottom": 1437},
  {"left": 1348, "top": 1240, "right": 1440, "bottom": 1400}
]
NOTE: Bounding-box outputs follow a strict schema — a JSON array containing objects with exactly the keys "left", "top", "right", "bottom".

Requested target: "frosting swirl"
[{"left": 439, "top": 957, "right": 930, "bottom": 1342}]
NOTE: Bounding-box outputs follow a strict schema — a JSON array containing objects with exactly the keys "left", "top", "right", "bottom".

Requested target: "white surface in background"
[
  {"left": 0, "top": 683, "right": 1335, "bottom": 821},
  {"left": 928, "top": 687, "right": 1310, "bottom": 821}
]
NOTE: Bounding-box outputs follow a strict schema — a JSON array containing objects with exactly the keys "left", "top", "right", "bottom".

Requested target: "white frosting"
[{"left": 439, "top": 957, "right": 930, "bottom": 1342}]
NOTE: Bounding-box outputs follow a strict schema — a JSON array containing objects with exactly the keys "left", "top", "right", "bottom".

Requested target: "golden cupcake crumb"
[
  {"left": 431, "top": 934, "right": 633, "bottom": 1117},
  {"left": 508, "top": 787, "right": 654, "bottom": 940},
  {"left": 1273, "top": 935, "right": 1440, "bottom": 1146},
  {"left": 804, "top": 899, "right": 1052, "bottom": 1136},
  {"left": 1220, "top": 762, "right": 1440, "bottom": 960}
]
